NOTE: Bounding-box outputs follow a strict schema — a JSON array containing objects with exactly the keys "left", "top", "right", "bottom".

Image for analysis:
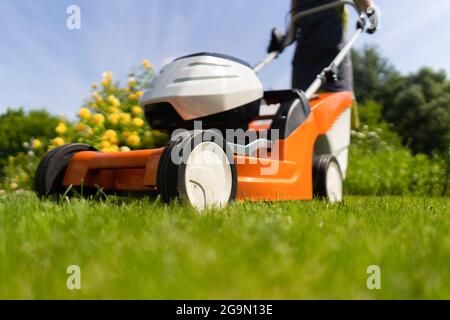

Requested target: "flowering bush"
[
  {"left": 1, "top": 145, "right": 38, "bottom": 192},
  {"left": 1, "top": 60, "right": 168, "bottom": 191},
  {"left": 0, "top": 109, "right": 60, "bottom": 169},
  {"left": 51, "top": 60, "right": 167, "bottom": 152}
]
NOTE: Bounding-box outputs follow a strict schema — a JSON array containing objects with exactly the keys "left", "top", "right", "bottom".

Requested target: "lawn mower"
[{"left": 35, "top": 0, "right": 370, "bottom": 210}]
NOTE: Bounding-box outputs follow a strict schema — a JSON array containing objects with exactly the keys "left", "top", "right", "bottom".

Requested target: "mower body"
[
  {"left": 35, "top": 0, "right": 365, "bottom": 209},
  {"left": 62, "top": 51, "right": 352, "bottom": 201}
]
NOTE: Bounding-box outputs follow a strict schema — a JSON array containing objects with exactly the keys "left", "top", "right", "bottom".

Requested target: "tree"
[
  {"left": 352, "top": 45, "right": 399, "bottom": 103},
  {"left": 353, "top": 46, "right": 450, "bottom": 156},
  {"left": 382, "top": 68, "right": 450, "bottom": 155}
]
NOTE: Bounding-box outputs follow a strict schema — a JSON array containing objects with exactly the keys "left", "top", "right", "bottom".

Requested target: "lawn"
[{"left": 0, "top": 193, "right": 448, "bottom": 299}]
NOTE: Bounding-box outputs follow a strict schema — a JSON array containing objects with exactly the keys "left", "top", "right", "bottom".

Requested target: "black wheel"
[
  {"left": 157, "top": 130, "right": 237, "bottom": 210},
  {"left": 34, "top": 143, "right": 97, "bottom": 198},
  {"left": 313, "top": 154, "right": 343, "bottom": 202}
]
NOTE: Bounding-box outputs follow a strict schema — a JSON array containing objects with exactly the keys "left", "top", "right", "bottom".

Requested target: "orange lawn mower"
[{"left": 34, "top": 0, "right": 371, "bottom": 210}]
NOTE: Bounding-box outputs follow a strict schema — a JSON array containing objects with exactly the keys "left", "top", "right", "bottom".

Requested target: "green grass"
[{"left": 0, "top": 193, "right": 449, "bottom": 299}]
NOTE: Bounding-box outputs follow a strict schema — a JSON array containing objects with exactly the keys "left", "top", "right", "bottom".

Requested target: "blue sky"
[{"left": 1, "top": 0, "right": 450, "bottom": 117}]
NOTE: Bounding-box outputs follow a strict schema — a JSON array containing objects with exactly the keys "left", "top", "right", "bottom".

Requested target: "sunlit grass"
[{"left": 0, "top": 192, "right": 448, "bottom": 299}]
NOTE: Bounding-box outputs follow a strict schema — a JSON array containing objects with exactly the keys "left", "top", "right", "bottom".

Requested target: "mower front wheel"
[
  {"left": 313, "top": 154, "right": 343, "bottom": 203},
  {"left": 157, "top": 130, "right": 237, "bottom": 210},
  {"left": 34, "top": 143, "right": 97, "bottom": 198}
]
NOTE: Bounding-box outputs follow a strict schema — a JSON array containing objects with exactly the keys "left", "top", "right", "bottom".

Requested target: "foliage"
[
  {"left": 51, "top": 60, "right": 167, "bottom": 152},
  {"left": 381, "top": 68, "right": 450, "bottom": 155},
  {"left": 347, "top": 101, "right": 449, "bottom": 197},
  {"left": 1, "top": 152, "right": 38, "bottom": 192},
  {"left": 352, "top": 45, "right": 399, "bottom": 103},
  {"left": 347, "top": 132, "right": 448, "bottom": 196},
  {"left": 0, "top": 109, "right": 60, "bottom": 168},
  {"left": 353, "top": 47, "right": 450, "bottom": 156}
]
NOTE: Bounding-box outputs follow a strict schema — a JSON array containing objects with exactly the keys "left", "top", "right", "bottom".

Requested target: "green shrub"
[
  {"left": 51, "top": 60, "right": 167, "bottom": 152},
  {"left": 346, "top": 124, "right": 449, "bottom": 197},
  {"left": 0, "top": 109, "right": 60, "bottom": 168},
  {"left": 1, "top": 152, "right": 38, "bottom": 191}
]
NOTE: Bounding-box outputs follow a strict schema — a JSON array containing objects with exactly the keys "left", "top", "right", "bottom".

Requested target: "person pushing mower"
[
  {"left": 35, "top": 1, "right": 378, "bottom": 209},
  {"left": 268, "top": 0, "right": 380, "bottom": 93}
]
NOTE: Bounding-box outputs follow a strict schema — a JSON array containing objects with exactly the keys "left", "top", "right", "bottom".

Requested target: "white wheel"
[
  {"left": 313, "top": 154, "right": 343, "bottom": 202},
  {"left": 157, "top": 130, "right": 237, "bottom": 210},
  {"left": 184, "top": 142, "right": 233, "bottom": 210},
  {"left": 325, "top": 161, "right": 343, "bottom": 203}
]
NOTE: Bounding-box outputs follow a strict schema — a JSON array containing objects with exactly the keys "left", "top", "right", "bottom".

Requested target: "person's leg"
[
  {"left": 292, "top": 47, "right": 319, "bottom": 91},
  {"left": 293, "top": 50, "right": 360, "bottom": 128},
  {"left": 292, "top": 47, "right": 353, "bottom": 93}
]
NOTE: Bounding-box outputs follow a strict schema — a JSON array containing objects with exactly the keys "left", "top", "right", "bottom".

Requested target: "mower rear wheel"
[
  {"left": 34, "top": 143, "right": 97, "bottom": 198},
  {"left": 157, "top": 130, "right": 237, "bottom": 210},
  {"left": 313, "top": 154, "right": 343, "bottom": 203}
]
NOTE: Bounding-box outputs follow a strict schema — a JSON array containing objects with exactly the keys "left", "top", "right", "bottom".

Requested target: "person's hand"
[
  {"left": 365, "top": 5, "right": 380, "bottom": 34},
  {"left": 267, "top": 28, "right": 286, "bottom": 54}
]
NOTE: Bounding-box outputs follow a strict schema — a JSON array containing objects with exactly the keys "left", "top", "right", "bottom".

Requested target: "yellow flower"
[
  {"left": 109, "top": 145, "right": 119, "bottom": 152},
  {"left": 121, "top": 131, "right": 131, "bottom": 139},
  {"left": 120, "top": 113, "right": 131, "bottom": 124},
  {"left": 142, "top": 59, "right": 152, "bottom": 69},
  {"left": 127, "top": 134, "right": 141, "bottom": 147},
  {"left": 100, "top": 145, "right": 119, "bottom": 153},
  {"left": 109, "top": 106, "right": 119, "bottom": 114},
  {"left": 86, "top": 127, "right": 94, "bottom": 136},
  {"left": 92, "top": 82, "right": 99, "bottom": 90},
  {"left": 132, "top": 118, "right": 145, "bottom": 127},
  {"left": 55, "top": 122, "right": 68, "bottom": 135},
  {"left": 99, "top": 141, "right": 111, "bottom": 149},
  {"left": 128, "top": 93, "right": 137, "bottom": 101},
  {"left": 32, "top": 139, "right": 42, "bottom": 149},
  {"left": 92, "top": 92, "right": 103, "bottom": 102},
  {"left": 105, "top": 129, "right": 117, "bottom": 137},
  {"left": 10, "top": 182, "right": 19, "bottom": 190},
  {"left": 75, "top": 123, "right": 86, "bottom": 132},
  {"left": 52, "top": 137, "right": 65, "bottom": 147},
  {"left": 107, "top": 95, "right": 120, "bottom": 107},
  {"left": 79, "top": 108, "right": 91, "bottom": 120},
  {"left": 103, "top": 129, "right": 118, "bottom": 144},
  {"left": 132, "top": 106, "right": 143, "bottom": 115},
  {"left": 92, "top": 114, "right": 105, "bottom": 125},
  {"left": 120, "top": 146, "right": 131, "bottom": 152},
  {"left": 135, "top": 91, "right": 144, "bottom": 98},
  {"left": 128, "top": 77, "right": 137, "bottom": 87},
  {"left": 108, "top": 113, "right": 120, "bottom": 125},
  {"left": 102, "top": 71, "right": 113, "bottom": 82}
]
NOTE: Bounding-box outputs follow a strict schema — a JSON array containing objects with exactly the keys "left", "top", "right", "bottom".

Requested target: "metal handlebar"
[
  {"left": 283, "top": 0, "right": 362, "bottom": 47},
  {"left": 253, "top": 0, "right": 365, "bottom": 73}
]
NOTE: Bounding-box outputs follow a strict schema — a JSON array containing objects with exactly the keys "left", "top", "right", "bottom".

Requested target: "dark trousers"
[{"left": 291, "top": 6, "right": 353, "bottom": 92}]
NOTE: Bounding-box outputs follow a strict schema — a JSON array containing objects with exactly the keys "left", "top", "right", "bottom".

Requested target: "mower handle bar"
[
  {"left": 253, "top": 0, "right": 364, "bottom": 74},
  {"left": 283, "top": 0, "right": 362, "bottom": 48}
]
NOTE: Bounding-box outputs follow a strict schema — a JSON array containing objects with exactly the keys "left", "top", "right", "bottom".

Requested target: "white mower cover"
[{"left": 140, "top": 54, "right": 264, "bottom": 120}]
